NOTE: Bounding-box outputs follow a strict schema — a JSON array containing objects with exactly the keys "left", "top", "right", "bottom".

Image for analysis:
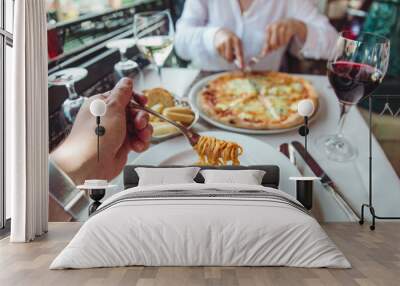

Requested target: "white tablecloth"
[{"left": 113, "top": 68, "right": 400, "bottom": 222}]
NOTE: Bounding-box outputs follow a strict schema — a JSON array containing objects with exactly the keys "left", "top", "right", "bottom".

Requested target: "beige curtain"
[{"left": 8, "top": 0, "right": 49, "bottom": 242}]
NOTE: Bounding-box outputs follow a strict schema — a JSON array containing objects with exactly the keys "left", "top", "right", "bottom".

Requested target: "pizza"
[{"left": 198, "top": 71, "right": 319, "bottom": 130}]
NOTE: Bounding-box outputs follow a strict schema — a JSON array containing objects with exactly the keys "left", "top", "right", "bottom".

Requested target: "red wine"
[{"left": 328, "top": 61, "right": 383, "bottom": 105}]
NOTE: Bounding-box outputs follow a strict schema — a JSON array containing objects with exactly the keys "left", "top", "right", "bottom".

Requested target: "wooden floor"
[{"left": 0, "top": 223, "right": 399, "bottom": 286}]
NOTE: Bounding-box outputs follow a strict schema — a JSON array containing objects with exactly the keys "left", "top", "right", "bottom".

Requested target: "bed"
[{"left": 50, "top": 165, "right": 350, "bottom": 269}]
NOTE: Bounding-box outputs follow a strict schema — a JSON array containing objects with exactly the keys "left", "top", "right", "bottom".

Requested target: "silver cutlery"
[
  {"left": 128, "top": 98, "right": 200, "bottom": 146},
  {"left": 248, "top": 55, "right": 261, "bottom": 66},
  {"left": 291, "top": 141, "right": 360, "bottom": 221},
  {"left": 234, "top": 56, "right": 262, "bottom": 72},
  {"left": 244, "top": 56, "right": 262, "bottom": 72},
  {"left": 279, "top": 143, "right": 290, "bottom": 159}
]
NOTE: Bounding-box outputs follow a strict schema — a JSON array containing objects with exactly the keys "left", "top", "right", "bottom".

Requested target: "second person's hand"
[
  {"left": 261, "top": 19, "right": 307, "bottom": 56},
  {"left": 214, "top": 28, "right": 245, "bottom": 69}
]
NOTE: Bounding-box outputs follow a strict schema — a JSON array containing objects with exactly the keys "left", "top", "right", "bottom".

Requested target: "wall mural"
[{"left": 47, "top": 1, "right": 400, "bottom": 230}]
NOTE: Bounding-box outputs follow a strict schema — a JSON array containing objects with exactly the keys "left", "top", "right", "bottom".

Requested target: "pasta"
[{"left": 194, "top": 136, "right": 243, "bottom": 166}]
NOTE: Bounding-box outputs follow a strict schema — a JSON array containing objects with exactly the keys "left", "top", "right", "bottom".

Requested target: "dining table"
[{"left": 109, "top": 67, "right": 400, "bottom": 223}]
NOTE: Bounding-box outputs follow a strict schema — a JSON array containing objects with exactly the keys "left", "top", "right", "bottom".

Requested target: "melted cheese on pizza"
[{"left": 225, "top": 79, "right": 258, "bottom": 96}]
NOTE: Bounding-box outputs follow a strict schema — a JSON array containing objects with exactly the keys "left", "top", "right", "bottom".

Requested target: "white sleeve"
[
  {"left": 288, "top": 0, "right": 338, "bottom": 60},
  {"left": 174, "top": 0, "right": 220, "bottom": 61}
]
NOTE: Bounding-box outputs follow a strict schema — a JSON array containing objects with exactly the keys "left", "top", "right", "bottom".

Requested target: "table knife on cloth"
[
  {"left": 291, "top": 141, "right": 360, "bottom": 221},
  {"left": 279, "top": 143, "right": 290, "bottom": 158}
]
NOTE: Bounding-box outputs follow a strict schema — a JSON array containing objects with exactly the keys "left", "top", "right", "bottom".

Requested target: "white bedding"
[{"left": 50, "top": 183, "right": 350, "bottom": 269}]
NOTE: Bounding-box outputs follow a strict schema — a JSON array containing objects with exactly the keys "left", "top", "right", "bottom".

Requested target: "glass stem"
[
  {"left": 337, "top": 102, "right": 351, "bottom": 138},
  {"left": 66, "top": 83, "right": 78, "bottom": 100},
  {"left": 156, "top": 65, "right": 163, "bottom": 85},
  {"left": 120, "top": 50, "right": 128, "bottom": 62}
]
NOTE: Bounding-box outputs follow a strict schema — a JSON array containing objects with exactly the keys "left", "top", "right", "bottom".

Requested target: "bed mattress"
[{"left": 50, "top": 183, "right": 350, "bottom": 269}]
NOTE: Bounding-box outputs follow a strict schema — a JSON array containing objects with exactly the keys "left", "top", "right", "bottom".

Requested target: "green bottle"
[{"left": 363, "top": 0, "right": 400, "bottom": 77}]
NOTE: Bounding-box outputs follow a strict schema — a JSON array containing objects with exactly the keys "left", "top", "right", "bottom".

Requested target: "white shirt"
[{"left": 175, "top": 0, "right": 338, "bottom": 71}]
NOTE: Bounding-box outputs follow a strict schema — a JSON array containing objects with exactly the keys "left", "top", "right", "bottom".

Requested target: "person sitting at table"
[{"left": 174, "top": 0, "right": 338, "bottom": 71}]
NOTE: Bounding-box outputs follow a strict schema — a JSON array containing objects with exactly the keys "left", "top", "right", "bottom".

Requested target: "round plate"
[
  {"left": 188, "top": 72, "right": 319, "bottom": 135},
  {"left": 132, "top": 130, "right": 301, "bottom": 196}
]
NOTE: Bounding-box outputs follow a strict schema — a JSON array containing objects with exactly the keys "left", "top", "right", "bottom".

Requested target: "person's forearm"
[
  {"left": 287, "top": 0, "right": 338, "bottom": 60},
  {"left": 50, "top": 78, "right": 151, "bottom": 187},
  {"left": 175, "top": 25, "right": 220, "bottom": 61},
  {"left": 175, "top": 0, "right": 216, "bottom": 61},
  {"left": 50, "top": 141, "right": 93, "bottom": 186}
]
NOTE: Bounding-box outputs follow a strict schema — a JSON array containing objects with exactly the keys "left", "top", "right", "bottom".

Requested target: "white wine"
[{"left": 136, "top": 36, "right": 174, "bottom": 67}]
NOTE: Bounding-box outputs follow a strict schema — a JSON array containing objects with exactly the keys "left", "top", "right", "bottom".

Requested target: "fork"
[
  {"left": 235, "top": 56, "right": 262, "bottom": 72},
  {"left": 128, "top": 99, "right": 201, "bottom": 146},
  {"left": 246, "top": 56, "right": 261, "bottom": 68}
]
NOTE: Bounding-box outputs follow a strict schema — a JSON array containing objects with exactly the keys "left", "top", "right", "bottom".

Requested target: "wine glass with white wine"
[{"left": 134, "top": 10, "right": 174, "bottom": 85}]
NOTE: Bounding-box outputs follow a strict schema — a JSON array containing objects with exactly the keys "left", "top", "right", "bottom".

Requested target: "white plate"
[
  {"left": 132, "top": 131, "right": 301, "bottom": 196},
  {"left": 188, "top": 72, "right": 319, "bottom": 135}
]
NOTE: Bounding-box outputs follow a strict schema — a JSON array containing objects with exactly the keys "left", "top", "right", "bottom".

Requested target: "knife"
[
  {"left": 291, "top": 141, "right": 360, "bottom": 221},
  {"left": 279, "top": 143, "right": 290, "bottom": 158},
  {"left": 279, "top": 143, "right": 297, "bottom": 167}
]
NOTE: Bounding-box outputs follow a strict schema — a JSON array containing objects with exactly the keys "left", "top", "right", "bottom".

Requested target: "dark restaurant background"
[{"left": 46, "top": 0, "right": 400, "bottom": 221}]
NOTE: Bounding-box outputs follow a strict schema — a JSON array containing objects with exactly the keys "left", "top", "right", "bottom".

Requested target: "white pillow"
[
  {"left": 135, "top": 167, "right": 201, "bottom": 186},
  {"left": 200, "top": 169, "right": 266, "bottom": 185}
]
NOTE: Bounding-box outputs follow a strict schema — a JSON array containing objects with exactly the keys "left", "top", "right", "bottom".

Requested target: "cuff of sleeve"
[
  {"left": 298, "top": 23, "right": 320, "bottom": 59},
  {"left": 203, "top": 27, "right": 221, "bottom": 57},
  {"left": 49, "top": 159, "right": 90, "bottom": 221}
]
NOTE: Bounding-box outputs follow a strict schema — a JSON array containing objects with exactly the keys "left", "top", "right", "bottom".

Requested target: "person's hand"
[
  {"left": 51, "top": 78, "right": 153, "bottom": 185},
  {"left": 214, "top": 28, "right": 245, "bottom": 68},
  {"left": 261, "top": 19, "right": 307, "bottom": 56}
]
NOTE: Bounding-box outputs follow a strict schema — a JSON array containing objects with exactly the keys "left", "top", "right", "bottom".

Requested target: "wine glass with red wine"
[{"left": 316, "top": 31, "right": 390, "bottom": 162}]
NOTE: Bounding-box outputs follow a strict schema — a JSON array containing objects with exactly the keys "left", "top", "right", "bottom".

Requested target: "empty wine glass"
[
  {"left": 48, "top": 67, "right": 88, "bottom": 123},
  {"left": 134, "top": 10, "right": 174, "bottom": 84},
  {"left": 316, "top": 31, "right": 390, "bottom": 162},
  {"left": 106, "top": 38, "right": 138, "bottom": 77}
]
